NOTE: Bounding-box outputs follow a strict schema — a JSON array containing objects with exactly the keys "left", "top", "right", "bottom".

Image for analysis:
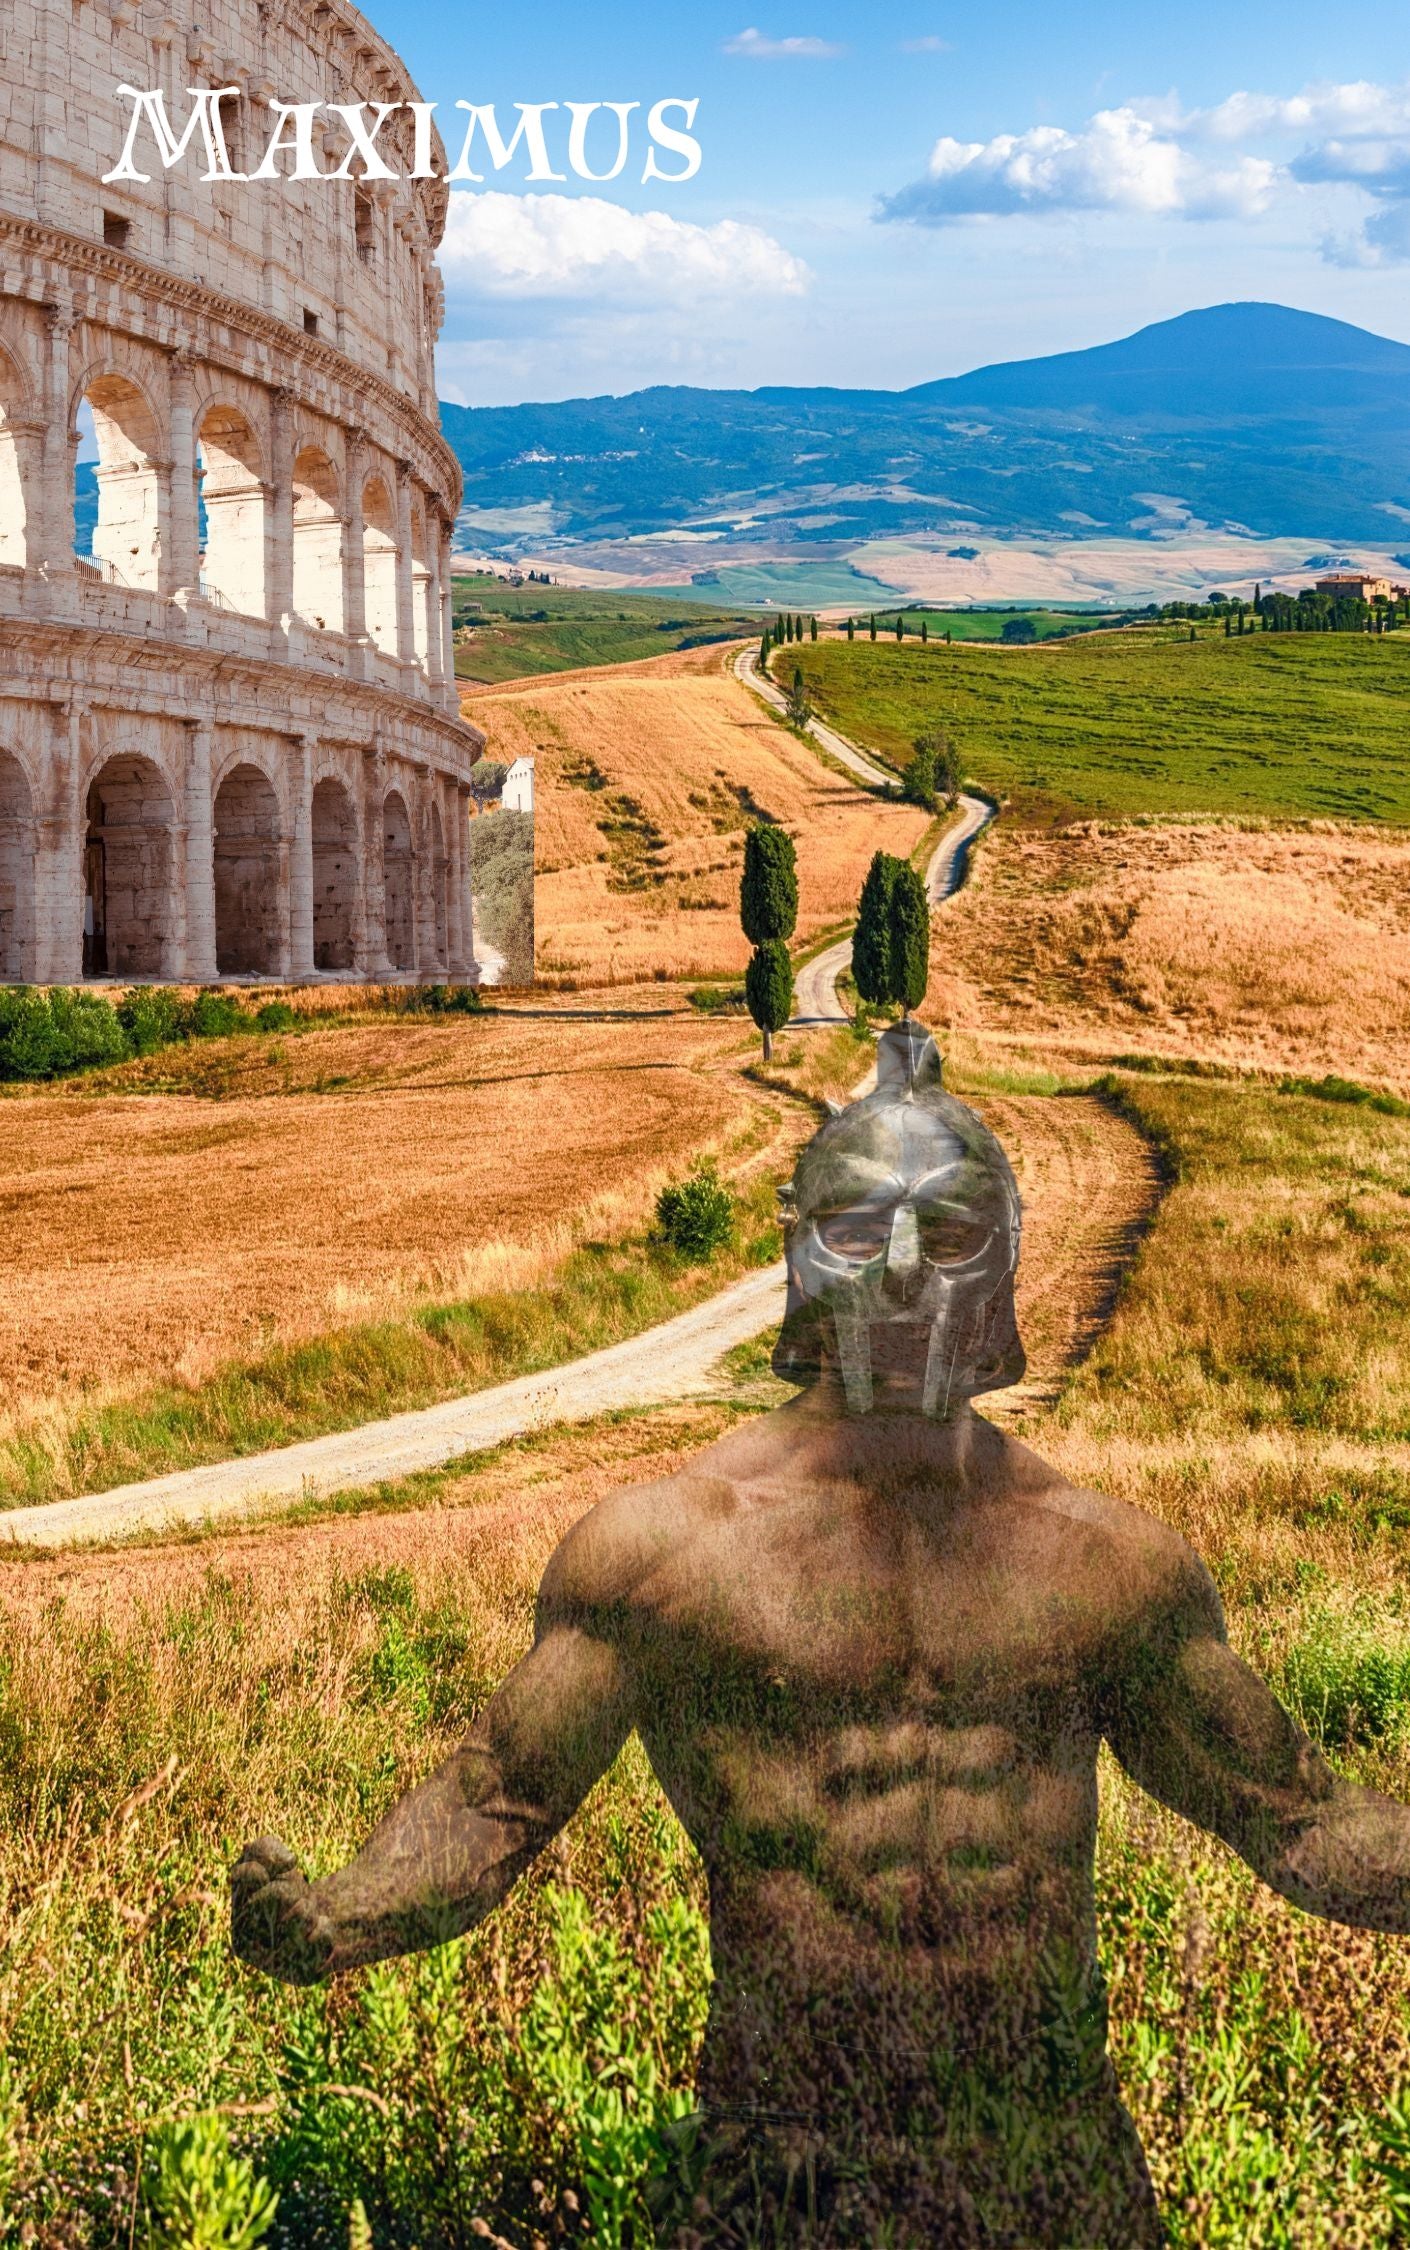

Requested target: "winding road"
[{"left": 0, "top": 654, "right": 1149, "bottom": 1551}]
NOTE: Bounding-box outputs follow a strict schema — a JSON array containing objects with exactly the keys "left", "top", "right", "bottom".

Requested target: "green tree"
[
  {"left": 1000, "top": 616, "right": 1038, "bottom": 645},
  {"left": 896, "top": 614, "right": 905, "bottom": 641},
  {"left": 869, "top": 614, "right": 877, "bottom": 641},
  {"left": 759, "top": 631, "right": 770, "bottom": 668},
  {"left": 908, "top": 728, "right": 959, "bottom": 806},
  {"left": 852, "top": 851, "right": 899, "bottom": 1007},
  {"left": 890, "top": 861, "right": 931, "bottom": 1013},
  {"left": 785, "top": 665, "right": 812, "bottom": 728},
  {"left": 920, "top": 618, "right": 928, "bottom": 645},
  {"left": 740, "top": 820, "right": 798, "bottom": 946},
  {"left": 809, "top": 615, "right": 818, "bottom": 642},
  {"left": 745, "top": 939, "right": 793, "bottom": 1062},
  {"left": 846, "top": 616, "right": 855, "bottom": 641}
]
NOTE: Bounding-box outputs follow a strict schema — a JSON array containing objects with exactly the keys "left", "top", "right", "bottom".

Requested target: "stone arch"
[
  {"left": 0, "top": 750, "right": 36, "bottom": 981},
  {"left": 312, "top": 775, "right": 359, "bottom": 971},
  {"left": 362, "top": 474, "right": 399, "bottom": 655},
  {"left": 214, "top": 762, "right": 283, "bottom": 975},
  {"left": 83, "top": 752, "right": 175, "bottom": 977},
  {"left": 197, "top": 401, "right": 266, "bottom": 616},
  {"left": 426, "top": 800, "right": 449, "bottom": 969},
  {"left": 292, "top": 444, "right": 344, "bottom": 633},
  {"left": 0, "top": 343, "right": 33, "bottom": 571},
  {"left": 410, "top": 498, "right": 435, "bottom": 672},
  {"left": 382, "top": 786, "right": 415, "bottom": 971},
  {"left": 73, "top": 368, "right": 164, "bottom": 590}
]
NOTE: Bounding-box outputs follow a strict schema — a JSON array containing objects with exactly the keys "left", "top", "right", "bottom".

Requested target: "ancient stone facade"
[{"left": 0, "top": 0, "right": 486, "bottom": 983}]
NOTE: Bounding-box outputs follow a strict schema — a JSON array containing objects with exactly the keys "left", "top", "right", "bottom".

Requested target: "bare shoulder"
[
  {"left": 1009, "top": 1434, "right": 1224, "bottom": 1639},
  {"left": 536, "top": 1463, "right": 737, "bottom": 1625}
]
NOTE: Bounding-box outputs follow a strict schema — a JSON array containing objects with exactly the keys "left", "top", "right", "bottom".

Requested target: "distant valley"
[{"left": 440, "top": 302, "right": 1410, "bottom": 607}]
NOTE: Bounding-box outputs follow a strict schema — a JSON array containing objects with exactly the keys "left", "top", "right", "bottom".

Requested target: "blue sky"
[{"left": 364, "top": 4, "right": 1410, "bottom": 405}]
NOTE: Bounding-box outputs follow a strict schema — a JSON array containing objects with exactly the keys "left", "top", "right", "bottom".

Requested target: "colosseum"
[{"left": 0, "top": 0, "right": 487, "bottom": 984}]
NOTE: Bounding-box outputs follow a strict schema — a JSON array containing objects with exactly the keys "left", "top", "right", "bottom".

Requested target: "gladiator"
[{"left": 233, "top": 1020, "right": 1410, "bottom": 2245}]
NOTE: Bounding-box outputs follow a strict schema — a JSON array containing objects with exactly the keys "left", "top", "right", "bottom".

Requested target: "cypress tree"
[
  {"left": 889, "top": 861, "right": 931, "bottom": 1014},
  {"left": 809, "top": 615, "right": 818, "bottom": 642},
  {"left": 869, "top": 615, "right": 877, "bottom": 641},
  {"left": 896, "top": 614, "right": 905, "bottom": 641},
  {"left": 745, "top": 939, "right": 793, "bottom": 1063},
  {"left": 852, "top": 851, "right": 899, "bottom": 1006},
  {"left": 921, "top": 619, "right": 928, "bottom": 644},
  {"left": 846, "top": 616, "right": 855, "bottom": 641},
  {"left": 740, "top": 820, "right": 798, "bottom": 945},
  {"left": 760, "top": 631, "right": 770, "bottom": 667}
]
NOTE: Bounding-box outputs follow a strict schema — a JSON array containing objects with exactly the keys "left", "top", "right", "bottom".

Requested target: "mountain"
[{"left": 438, "top": 303, "right": 1410, "bottom": 555}]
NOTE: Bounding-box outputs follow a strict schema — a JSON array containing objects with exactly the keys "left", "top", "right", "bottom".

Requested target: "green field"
[
  {"left": 451, "top": 577, "right": 759, "bottom": 684},
  {"left": 781, "top": 630, "right": 1410, "bottom": 825}
]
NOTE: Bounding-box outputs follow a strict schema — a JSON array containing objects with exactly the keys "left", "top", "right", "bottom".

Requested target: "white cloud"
[
  {"left": 1292, "top": 138, "right": 1410, "bottom": 197},
  {"left": 879, "top": 107, "right": 1275, "bottom": 225},
  {"left": 1187, "top": 80, "right": 1410, "bottom": 143},
  {"left": 901, "top": 36, "right": 951, "bottom": 53},
  {"left": 439, "top": 191, "right": 811, "bottom": 300},
  {"left": 723, "top": 27, "right": 845, "bottom": 58}
]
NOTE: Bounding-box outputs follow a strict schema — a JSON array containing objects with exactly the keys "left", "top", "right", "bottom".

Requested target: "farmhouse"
[
  {"left": 0, "top": 0, "right": 486, "bottom": 984},
  {"left": 1313, "top": 572, "right": 1403, "bottom": 603}
]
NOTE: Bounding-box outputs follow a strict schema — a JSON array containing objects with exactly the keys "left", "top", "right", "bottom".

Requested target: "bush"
[
  {"left": 190, "top": 989, "right": 248, "bottom": 1040},
  {"left": 410, "top": 983, "right": 484, "bottom": 1016},
  {"left": 656, "top": 1162, "right": 735, "bottom": 1263},
  {"left": 1001, "top": 616, "right": 1038, "bottom": 644},
  {"left": 0, "top": 987, "right": 131, "bottom": 1082},
  {"left": 254, "top": 1000, "right": 298, "bottom": 1033},
  {"left": 1282, "top": 1615, "right": 1410, "bottom": 1748},
  {"left": 118, "top": 985, "right": 190, "bottom": 1055}
]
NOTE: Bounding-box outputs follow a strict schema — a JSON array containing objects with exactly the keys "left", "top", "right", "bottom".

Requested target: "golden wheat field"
[
  {"left": 929, "top": 820, "right": 1410, "bottom": 1091},
  {"left": 0, "top": 1011, "right": 770, "bottom": 1428},
  {"left": 465, "top": 647, "right": 930, "bottom": 985}
]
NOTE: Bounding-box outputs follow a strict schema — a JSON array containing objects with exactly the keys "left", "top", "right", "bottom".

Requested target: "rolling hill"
[{"left": 440, "top": 302, "right": 1410, "bottom": 558}]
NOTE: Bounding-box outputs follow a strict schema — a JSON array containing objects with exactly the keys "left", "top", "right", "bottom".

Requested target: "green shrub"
[
  {"left": 656, "top": 1162, "right": 735, "bottom": 1263},
  {"left": 0, "top": 987, "right": 131, "bottom": 1082},
  {"left": 255, "top": 1001, "right": 298, "bottom": 1033},
  {"left": 410, "top": 983, "right": 484, "bottom": 1016},
  {"left": 142, "top": 2114, "right": 278, "bottom": 2250},
  {"left": 118, "top": 985, "right": 191, "bottom": 1054},
  {"left": 1282, "top": 1615, "right": 1410, "bottom": 1747},
  {"left": 190, "top": 990, "right": 249, "bottom": 1040}
]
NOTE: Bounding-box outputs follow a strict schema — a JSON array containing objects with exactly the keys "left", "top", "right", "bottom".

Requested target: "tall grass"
[{"left": 6, "top": 1069, "right": 1410, "bottom": 2242}]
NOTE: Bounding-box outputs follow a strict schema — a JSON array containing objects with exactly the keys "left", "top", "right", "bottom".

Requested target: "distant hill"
[{"left": 439, "top": 303, "right": 1410, "bottom": 554}]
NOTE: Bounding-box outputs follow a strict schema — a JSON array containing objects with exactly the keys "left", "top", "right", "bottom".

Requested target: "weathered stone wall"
[{"left": 0, "top": 0, "right": 487, "bottom": 986}]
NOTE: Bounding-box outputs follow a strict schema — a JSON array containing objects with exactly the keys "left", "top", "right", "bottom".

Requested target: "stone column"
[
  {"left": 182, "top": 721, "right": 219, "bottom": 981},
  {"left": 440, "top": 526, "right": 458, "bottom": 715},
  {"left": 39, "top": 304, "right": 77, "bottom": 614},
  {"left": 267, "top": 386, "right": 295, "bottom": 629},
  {"left": 394, "top": 461, "right": 416, "bottom": 673},
  {"left": 358, "top": 740, "right": 391, "bottom": 979},
  {"left": 446, "top": 781, "right": 467, "bottom": 976},
  {"left": 166, "top": 351, "right": 200, "bottom": 600},
  {"left": 342, "top": 428, "right": 367, "bottom": 676},
  {"left": 289, "top": 733, "right": 315, "bottom": 980},
  {"left": 33, "top": 696, "right": 84, "bottom": 985},
  {"left": 457, "top": 783, "right": 477, "bottom": 981},
  {"left": 424, "top": 517, "right": 445, "bottom": 687}
]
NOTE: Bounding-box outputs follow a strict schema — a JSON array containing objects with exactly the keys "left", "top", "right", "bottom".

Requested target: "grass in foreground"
[
  {"left": 783, "top": 631, "right": 1410, "bottom": 826},
  {"left": 6, "top": 1064, "right": 1410, "bottom": 2242}
]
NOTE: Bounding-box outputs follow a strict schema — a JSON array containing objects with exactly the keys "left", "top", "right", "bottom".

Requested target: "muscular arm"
[
  {"left": 232, "top": 1593, "right": 634, "bottom": 1984},
  {"left": 1105, "top": 1555, "right": 1410, "bottom": 1933}
]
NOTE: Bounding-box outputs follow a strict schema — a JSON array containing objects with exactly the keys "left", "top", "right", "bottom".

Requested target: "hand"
[{"left": 230, "top": 1836, "right": 340, "bottom": 1986}]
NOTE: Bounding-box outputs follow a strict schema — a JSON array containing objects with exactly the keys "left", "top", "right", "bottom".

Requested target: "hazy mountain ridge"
[{"left": 440, "top": 304, "right": 1410, "bottom": 555}]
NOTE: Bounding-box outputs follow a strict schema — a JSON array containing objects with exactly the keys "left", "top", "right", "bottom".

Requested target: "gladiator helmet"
[{"left": 774, "top": 1020, "right": 1024, "bottom": 1415}]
